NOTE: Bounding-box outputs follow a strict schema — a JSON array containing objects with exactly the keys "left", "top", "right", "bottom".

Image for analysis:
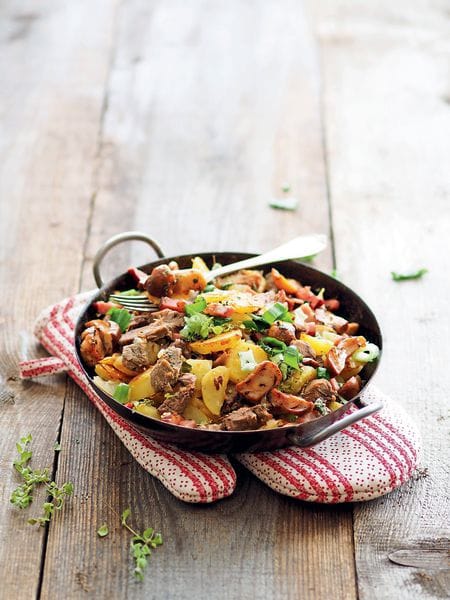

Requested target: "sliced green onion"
[
  {"left": 269, "top": 197, "right": 298, "bottom": 211},
  {"left": 261, "top": 303, "right": 289, "bottom": 325},
  {"left": 113, "top": 383, "right": 130, "bottom": 404},
  {"left": 238, "top": 349, "right": 258, "bottom": 372},
  {"left": 242, "top": 319, "right": 258, "bottom": 331},
  {"left": 317, "top": 367, "right": 330, "bottom": 380},
  {"left": 185, "top": 296, "right": 207, "bottom": 316},
  {"left": 283, "top": 346, "right": 301, "bottom": 370},
  {"left": 261, "top": 337, "right": 287, "bottom": 351},
  {"left": 352, "top": 343, "right": 380, "bottom": 364},
  {"left": 107, "top": 307, "right": 132, "bottom": 333},
  {"left": 204, "top": 284, "right": 216, "bottom": 293}
]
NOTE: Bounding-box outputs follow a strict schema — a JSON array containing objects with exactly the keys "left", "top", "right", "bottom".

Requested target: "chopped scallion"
[
  {"left": 317, "top": 367, "right": 330, "bottom": 380},
  {"left": 113, "top": 383, "right": 130, "bottom": 404},
  {"left": 238, "top": 349, "right": 258, "bottom": 372},
  {"left": 391, "top": 269, "right": 428, "bottom": 281}
]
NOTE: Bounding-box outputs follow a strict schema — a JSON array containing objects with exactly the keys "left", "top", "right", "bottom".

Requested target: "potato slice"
[
  {"left": 186, "top": 359, "right": 213, "bottom": 392},
  {"left": 279, "top": 366, "right": 317, "bottom": 394},
  {"left": 183, "top": 401, "right": 210, "bottom": 425},
  {"left": 225, "top": 340, "right": 268, "bottom": 383},
  {"left": 128, "top": 367, "right": 157, "bottom": 401},
  {"left": 189, "top": 329, "right": 242, "bottom": 355},
  {"left": 201, "top": 366, "right": 230, "bottom": 415},
  {"left": 191, "top": 256, "right": 210, "bottom": 273},
  {"left": 95, "top": 363, "right": 131, "bottom": 383},
  {"left": 135, "top": 404, "right": 161, "bottom": 419}
]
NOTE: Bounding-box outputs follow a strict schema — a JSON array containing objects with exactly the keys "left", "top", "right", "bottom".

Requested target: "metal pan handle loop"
[
  {"left": 93, "top": 231, "right": 165, "bottom": 288},
  {"left": 287, "top": 396, "right": 383, "bottom": 447}
]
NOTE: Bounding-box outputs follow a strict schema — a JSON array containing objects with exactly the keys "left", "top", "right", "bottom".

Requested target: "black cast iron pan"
[{"left": 75, "top": 232, "right": 383, "bottom": 453}]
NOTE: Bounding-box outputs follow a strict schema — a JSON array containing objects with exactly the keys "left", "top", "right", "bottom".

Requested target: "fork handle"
[
  {"left": 93, "top": 232, "right": 165, "bottom": 287},
  {"left": 205, "top": 234, "right": 327, "bottom": 281}
]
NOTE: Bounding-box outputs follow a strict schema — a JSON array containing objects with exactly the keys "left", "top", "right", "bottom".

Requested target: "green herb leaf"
[
  {"left": 113, "top": 383, "right": 130, "bottom": 404},
  {"left": 97, "top": 523, "right": 109, "bottom": 537},
  {"left": 107, "top": 307, "right": 132, "bottom": 332},
  {"left": 314, "top": 398, "right": 330, "bottom": 416},
  {"left": 121, "top": 508, "right": 131, "bottom": 525},
  {"left": 317, "top": 367, "right": 330, "bottom": 380},
  {"left": 180, "top": 313, "right": 212, "bottom": 340},
  {"left": 269, "top": 197, "right": 298, "bottom": 211},
  {"left": 185, "top": 296, "right": 207, "bottom": 316},
  {"left": 391, "top": 269, "right": 428, "bottom": 282}
]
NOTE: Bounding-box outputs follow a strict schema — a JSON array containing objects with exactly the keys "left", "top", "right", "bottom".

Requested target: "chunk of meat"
[
  {"left": 144, "top": 264, "right": 177, "bottom": 297},
  {"left": 270, "top": 389, "right": 314, "bottom": 415},
  {"left": 345, "top": 322, "right": 360, "bottom": 336},
  {"left": 302, "top": 379, "right": 335, "bottom": 403},
  {"left": 216, "top": 269, "right": 266, "bottom": 292},
  {"left": 122, "top": 338, "right": 158, "bottom": 371},
  {"left": 267, "top": 322, "right": 296, "bottom": 345},
  {"left": 158, "top": 373, "right": 196, "bottom": 414},
  {"left": 338, "top": 376, "right": 362, "bottom": 400},
  {"left": 220, "top": 382, "right": 241, "bottom": 415},
  {"left": 119, "top": 309, "right": 184, "bottom": 346},
  {"left": 127, "top": 314, "right": 153, "bottom": 331},
  {"left": 80, "top": 320, "right": 120, "bottom": 367},
  {"left": 150, "top": 346, "right": 183, "bottom": 392},
  {"left": 221, "top": 404, "right": 272, "bottom": 431},
  {"left": 315, "top": 307, "right": 348, "bottom": 334},
  {"left": 171, "top": 338, "right": 192, "bottom": 359},
  {"left": 236, "top": 361, "right": 283, "bottom": 403},
  {"left": 291, "top": 339, "right": 316, "bottom": 359}
]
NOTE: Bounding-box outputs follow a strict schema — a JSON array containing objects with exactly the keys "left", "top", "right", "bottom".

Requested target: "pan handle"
[
  {"left": 286, "top": 396, "right": 384, "bottom": 448},
  {"left": 93, "top": 231, "right": 165, "bottom": 288}
]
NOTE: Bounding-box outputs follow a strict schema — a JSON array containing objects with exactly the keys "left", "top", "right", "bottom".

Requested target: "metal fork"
[{"left": 108, "top": 234, "right": 327, "bottom": 312}]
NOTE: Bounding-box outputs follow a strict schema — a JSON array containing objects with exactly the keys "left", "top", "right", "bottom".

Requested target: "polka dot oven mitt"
[{"left": 19, "top": 293, "right": 422, "bottom": 503}]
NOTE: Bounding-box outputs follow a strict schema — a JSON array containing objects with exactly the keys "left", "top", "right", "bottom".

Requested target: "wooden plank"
[
  {"left": 41, "top": 1, "right": 356, "bottom": 599},
  {"left": 310, "top": 0, "right": 450, "bottom": 598},
  {"left": 0, "top": 0, "right": 118, "bottom": 598}
]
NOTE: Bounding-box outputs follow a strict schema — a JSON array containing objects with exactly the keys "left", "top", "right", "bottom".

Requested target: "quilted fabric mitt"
[{"left": 19, "top": 293, "right": 422, "bottom": 504}]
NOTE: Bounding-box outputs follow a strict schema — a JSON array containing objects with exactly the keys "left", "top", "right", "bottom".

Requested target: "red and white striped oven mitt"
[{"left": 19, "top": 293, "right": 422, "bottom": 504}]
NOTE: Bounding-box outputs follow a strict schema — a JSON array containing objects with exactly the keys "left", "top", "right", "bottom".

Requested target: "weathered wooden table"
[{"left": 1, "top": 1, "right": 449, "bottom": 598}]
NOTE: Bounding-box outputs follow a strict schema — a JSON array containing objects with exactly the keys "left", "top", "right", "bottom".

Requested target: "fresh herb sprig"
[
  {"left": 10, "top": 434, "right": 73, "bottom": 526},
  {"left": 391, "top": 269, "right": 428, "bottom": 282},
  {"left": 180, "top": 313, "right": 232, "bottom": 341},
  {"left": 121, "top": 508, "right": 163, "bottom": 581}
]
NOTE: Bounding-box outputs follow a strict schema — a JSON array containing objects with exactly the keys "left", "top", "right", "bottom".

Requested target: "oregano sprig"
[{"left": 120, "top": 508, "right": 163, "bottom": 581}]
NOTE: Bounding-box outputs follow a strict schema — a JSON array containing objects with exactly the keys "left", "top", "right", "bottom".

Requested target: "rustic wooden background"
[{"left": 0, "top": 0, "right": 449, "bottom": 598}]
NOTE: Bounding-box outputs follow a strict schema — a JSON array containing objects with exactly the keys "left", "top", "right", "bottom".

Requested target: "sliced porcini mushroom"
[{"left": 236, "top": 361, "right": 282, "bottom": 403}]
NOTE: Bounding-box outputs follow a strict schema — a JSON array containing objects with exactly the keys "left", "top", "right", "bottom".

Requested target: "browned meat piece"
[
  {"left": 158, "top": 373, "right": 196, "bottom": 414},
  {"left": 150, "top": 346, "right": 183, "bottom": 392},
  {"left": 325, "top": 337, "right": 364, "bottom": 376},
  {"left": 338, "top": 376, "right": 361, "bottom": 400},
  {"left": 127, "top": 314, "right": 153, "bottom": 331},
  {"left": 291, "top": 339, "right": 317, "bottom": 359},
  {"left": 302, "top": 379, "right": 335, "bottom": 403},
  {"left": 315, "top": 307, "right": 348, "bottom": 334},
  {"left": 236, "top": 361, "right": 282, "bottom": 403},
  {"left": 144, "top": 264, "right": 177, "bottom": 297},
  {"left": 302, "top": 357, "right": 320, "bottom": 368},
  {"left": 267, "top": 322, "right": 296, "bottom": 345},
  {"left": 122, "top": 338, "right": 156, "bottom": 371},
  {"left": 221, "top": 404, "right": 272, "bottom": 431},
  {"left": 119, "top": 309, "right": 184, "bottom": 346},
  {"left": 270, "top": 389, "right": 313, "bottom": 415},
  {"left": 216, "top": 269, "right": 266, "bottom": 292},
  {"left": 213, "top": 351, "right": 230, "bottom": 368},
  {"left": 220, "top": 382, "right": 241, "bottom": 415},
  {"left": 345, "top": 322, "right": 360, "bottom": 335},
  {"left": 171, "top": 338, "right": 191, "bottom": 359},
  {"left": 80, "top": 320, "right": 120, "bottom": 366}
]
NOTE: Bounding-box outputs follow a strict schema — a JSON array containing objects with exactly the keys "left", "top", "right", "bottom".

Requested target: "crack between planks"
[
  {"left": 35, "top": 3, "right": 123, "bottom": 598},
  {"left": 77, "top": 0, "right": 123, "bottom": 293}
]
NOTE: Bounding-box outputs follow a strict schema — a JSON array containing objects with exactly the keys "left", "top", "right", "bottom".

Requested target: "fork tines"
[{"left": 109, "top": 294, "right": 158, "bottom": 312}]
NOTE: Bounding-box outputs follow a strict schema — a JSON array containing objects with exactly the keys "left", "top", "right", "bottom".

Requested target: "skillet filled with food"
[{"left": 75, "top": 233, "right": 382, "bottom": 452}]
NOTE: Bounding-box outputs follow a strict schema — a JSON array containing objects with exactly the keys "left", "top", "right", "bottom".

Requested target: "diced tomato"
[
  {"left": 127, "top": 266, "right": 148, "bottom": 287},
  {"left": 296, "top": 286, "right": 324, "bottom": 309},
  {"left": 159, "top": 296, "right": 187, "bottom": 313},
  {"left": 124, "top": 402, "right": 134, "bottom": 409},
  {"left": 160, "top": 412, "right": 186, "bottom": 425},
  {"left": 93, "top": 301, "right": 116, "bottom": 314},
  {"left": 204, "top": 303, "right": 234, "bottom": 318}
]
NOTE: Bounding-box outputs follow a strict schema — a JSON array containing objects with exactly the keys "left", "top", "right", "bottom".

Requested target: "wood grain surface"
[{"left": 0, "top": 0, "right": 448, "bottom": 599}]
